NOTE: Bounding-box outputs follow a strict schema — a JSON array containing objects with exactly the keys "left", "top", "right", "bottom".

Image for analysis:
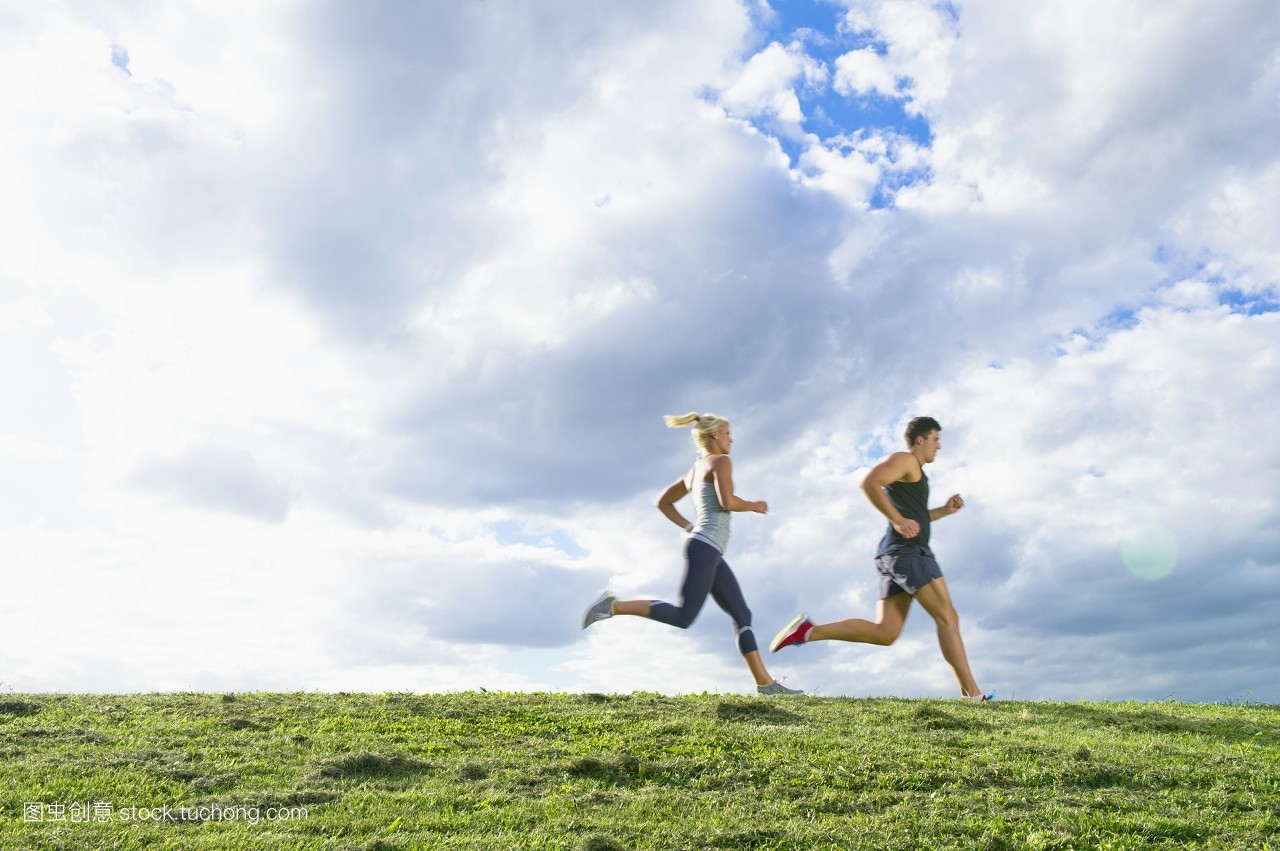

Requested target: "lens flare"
[{"left": 1121, "top": 524, "right": 1178, "bottom": 581}]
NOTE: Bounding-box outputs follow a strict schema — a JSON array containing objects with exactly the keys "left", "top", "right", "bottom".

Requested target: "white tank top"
[{"left": 688, "top": 460, "right": 731, "bottom": 553}]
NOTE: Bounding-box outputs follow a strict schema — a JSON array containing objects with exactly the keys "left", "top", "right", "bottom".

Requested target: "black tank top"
[{"left": 875, "top": 467, "right": 931, "bottom": 557}]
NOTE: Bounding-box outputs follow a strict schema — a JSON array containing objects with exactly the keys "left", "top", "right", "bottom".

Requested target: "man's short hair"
[{"left": 905, "top": 416, "right": 942, "bottom": 447}]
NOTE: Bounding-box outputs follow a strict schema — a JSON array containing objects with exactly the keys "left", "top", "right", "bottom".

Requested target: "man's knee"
[
  {"left": 931, "top": 606, "right": 959, "bottom": 629},
  {"left": 874, "top": 624, "right": 903, "bottom": 646}
]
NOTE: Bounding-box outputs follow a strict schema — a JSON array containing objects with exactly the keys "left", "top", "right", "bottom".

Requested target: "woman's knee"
[{"left": 672, "top": 610, "right": 699, "bottom": 629}]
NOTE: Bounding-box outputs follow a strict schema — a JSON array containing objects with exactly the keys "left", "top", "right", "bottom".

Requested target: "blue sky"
[
  {"left": 740, "top": 0, "right": 934, "bottom": 176},
  {"left": 1, "top": 0, "right": 1278, "bottom": 702}
]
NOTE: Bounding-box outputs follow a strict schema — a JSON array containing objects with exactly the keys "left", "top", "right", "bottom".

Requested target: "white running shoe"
[
  {"left": 581, "top": 590, "right": 616, "bottom": 629},
  {"left": 757, "top": 679, "right": 805, "bottom": 697}
]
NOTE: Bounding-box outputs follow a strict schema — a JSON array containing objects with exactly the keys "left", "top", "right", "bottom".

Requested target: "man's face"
[{"left": 918, "top": 430, "right": 941, "bottom": 463}]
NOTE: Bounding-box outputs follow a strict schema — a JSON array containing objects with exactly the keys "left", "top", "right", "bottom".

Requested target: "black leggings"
[{"left": 648, "top": 537, "right": 758, "bottom": 654}]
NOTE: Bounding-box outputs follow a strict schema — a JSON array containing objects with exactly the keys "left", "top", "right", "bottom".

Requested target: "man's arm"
[
  {"left": 929, "top": 494, "right": 964, "bottom": 522},
  {"left": 861, "top": 452, "right": 921, "bottom": 538}
]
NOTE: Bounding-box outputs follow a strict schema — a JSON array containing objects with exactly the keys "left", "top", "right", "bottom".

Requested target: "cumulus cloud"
[
  {"left": 719, "top": 40, "right": 829, "bottom": 136},
  {"left": 840, "top": 0, "right": 958, "bottom": 109},
  {"left": 834, "top": 47, "right": 899, "bottom": 98},
  {"left": 1, "top": 0, "right": 1276, "bottom": 702},
  {"left": 917, "top": 301, "right": 1280, "bottom": 699},
  {"left": 129, "top": 443, "right": 292, "bottom": 523},
  {"left": 412, "top": 560, "right": 605, "bottom": 649}
]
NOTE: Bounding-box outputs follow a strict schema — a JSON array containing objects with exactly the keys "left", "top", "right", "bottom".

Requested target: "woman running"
[{"left": 582, "top": 412, "right": 803, "bottom": 696}]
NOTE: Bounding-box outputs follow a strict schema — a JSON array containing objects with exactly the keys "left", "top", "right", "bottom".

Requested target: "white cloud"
[
  {"left": 129, "top": 443, "right": 292, "bottom": 523},
  {"left": 840, "top": 0, "right": 958, "bottom": 109},
  {"left": 672, "top": 299, "right": 1278, "bottom": 702},
  {"left": 1171, "top": 161, "right": 1280, "bottom": 288},
  {"left": 900, "top": 302, "right": 1280, "bottom": 699},
  {"left": 897, "top": 0, "right": 1280, "bottom": 227},
  {"left": 834, "top": 47, "right": 899, "bottom": 98},
  {"left": 720, "top": 40, "right": 828, "bottom": 134},
  {"left": 0, "top": 0, "right": 1276, "bottom": 703}
]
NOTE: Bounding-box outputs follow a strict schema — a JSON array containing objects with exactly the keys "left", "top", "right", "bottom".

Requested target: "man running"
[{"left": 770, "top": 417, "right": 991, "bottom": 700}]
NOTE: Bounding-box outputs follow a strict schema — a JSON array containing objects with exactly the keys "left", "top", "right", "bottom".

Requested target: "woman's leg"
[
  {"left": 617, "top": 538, "right": 719, "bottom": 628},
  {"left": 611, "top": 599, "right": 651, "bottom": 617},
  {"left": 707, "top": 560, "right": 776, "bottom": 686}
]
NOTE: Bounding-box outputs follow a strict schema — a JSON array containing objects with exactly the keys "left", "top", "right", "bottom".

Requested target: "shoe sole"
[
  {"left": 770, "top": 613, "right": 809, "bottom": 652},
  {"left": 581, "top": 593, "right": 614, "bottom": 629}
]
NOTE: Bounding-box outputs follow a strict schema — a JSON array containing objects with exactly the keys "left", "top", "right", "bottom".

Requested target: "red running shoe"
[{"left": 770, "top": 613, "right": 814, "bottom": 652}]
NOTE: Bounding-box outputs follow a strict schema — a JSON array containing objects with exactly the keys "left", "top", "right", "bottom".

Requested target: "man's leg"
[
  {"left": 913, "top": 577, "right": 981, "bottom": 697},
  {"left": 807, "top": 593, "right": 912, "bottom": 645}
]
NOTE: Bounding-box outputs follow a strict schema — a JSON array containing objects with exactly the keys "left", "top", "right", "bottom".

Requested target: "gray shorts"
[{"left": 876, "top": 548, "right": 944, "bottom": 599}]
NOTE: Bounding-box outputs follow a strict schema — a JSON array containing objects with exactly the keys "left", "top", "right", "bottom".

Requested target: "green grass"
[{"left": 1, "top": 692, "right": 1276, "bottom": 849}]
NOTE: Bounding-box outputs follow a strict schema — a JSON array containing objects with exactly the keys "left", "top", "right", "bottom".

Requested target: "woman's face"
[{"left": 708, "top": 424, "right": 732, "bottom": 455}]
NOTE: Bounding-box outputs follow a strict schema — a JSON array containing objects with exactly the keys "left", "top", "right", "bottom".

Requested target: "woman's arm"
[
  {"left": 656, "top": 475, "right": 692, "bottom": 529},
  {"left": 710, "top": 456, "right": 767, "bottom": 514}
]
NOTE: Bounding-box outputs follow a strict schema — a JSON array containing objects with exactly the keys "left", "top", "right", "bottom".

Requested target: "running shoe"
[
  {"left": 581, "top": 590, "right": 615, "bottom": 629},
  {"left": 757, "top": 680, "right": 805, "bottom": 696},
  {"left": 960, "top": 692, "right": 996, "bottom": 702},
  {"left": 770, "top": 613, "right": 814, "bottom": 652}
]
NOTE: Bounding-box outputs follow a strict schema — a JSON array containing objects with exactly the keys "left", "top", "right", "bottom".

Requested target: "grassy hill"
[{"left": 1, "top": 692, "right": 1276, "bottom": 850}]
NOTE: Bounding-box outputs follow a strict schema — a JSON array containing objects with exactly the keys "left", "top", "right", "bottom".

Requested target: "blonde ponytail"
[
  {"left": 663, "top": 412, "right": 700, "bottom": 429},
  {"left": 664, "top": 411, "right": 729, "bottom": 453}
]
